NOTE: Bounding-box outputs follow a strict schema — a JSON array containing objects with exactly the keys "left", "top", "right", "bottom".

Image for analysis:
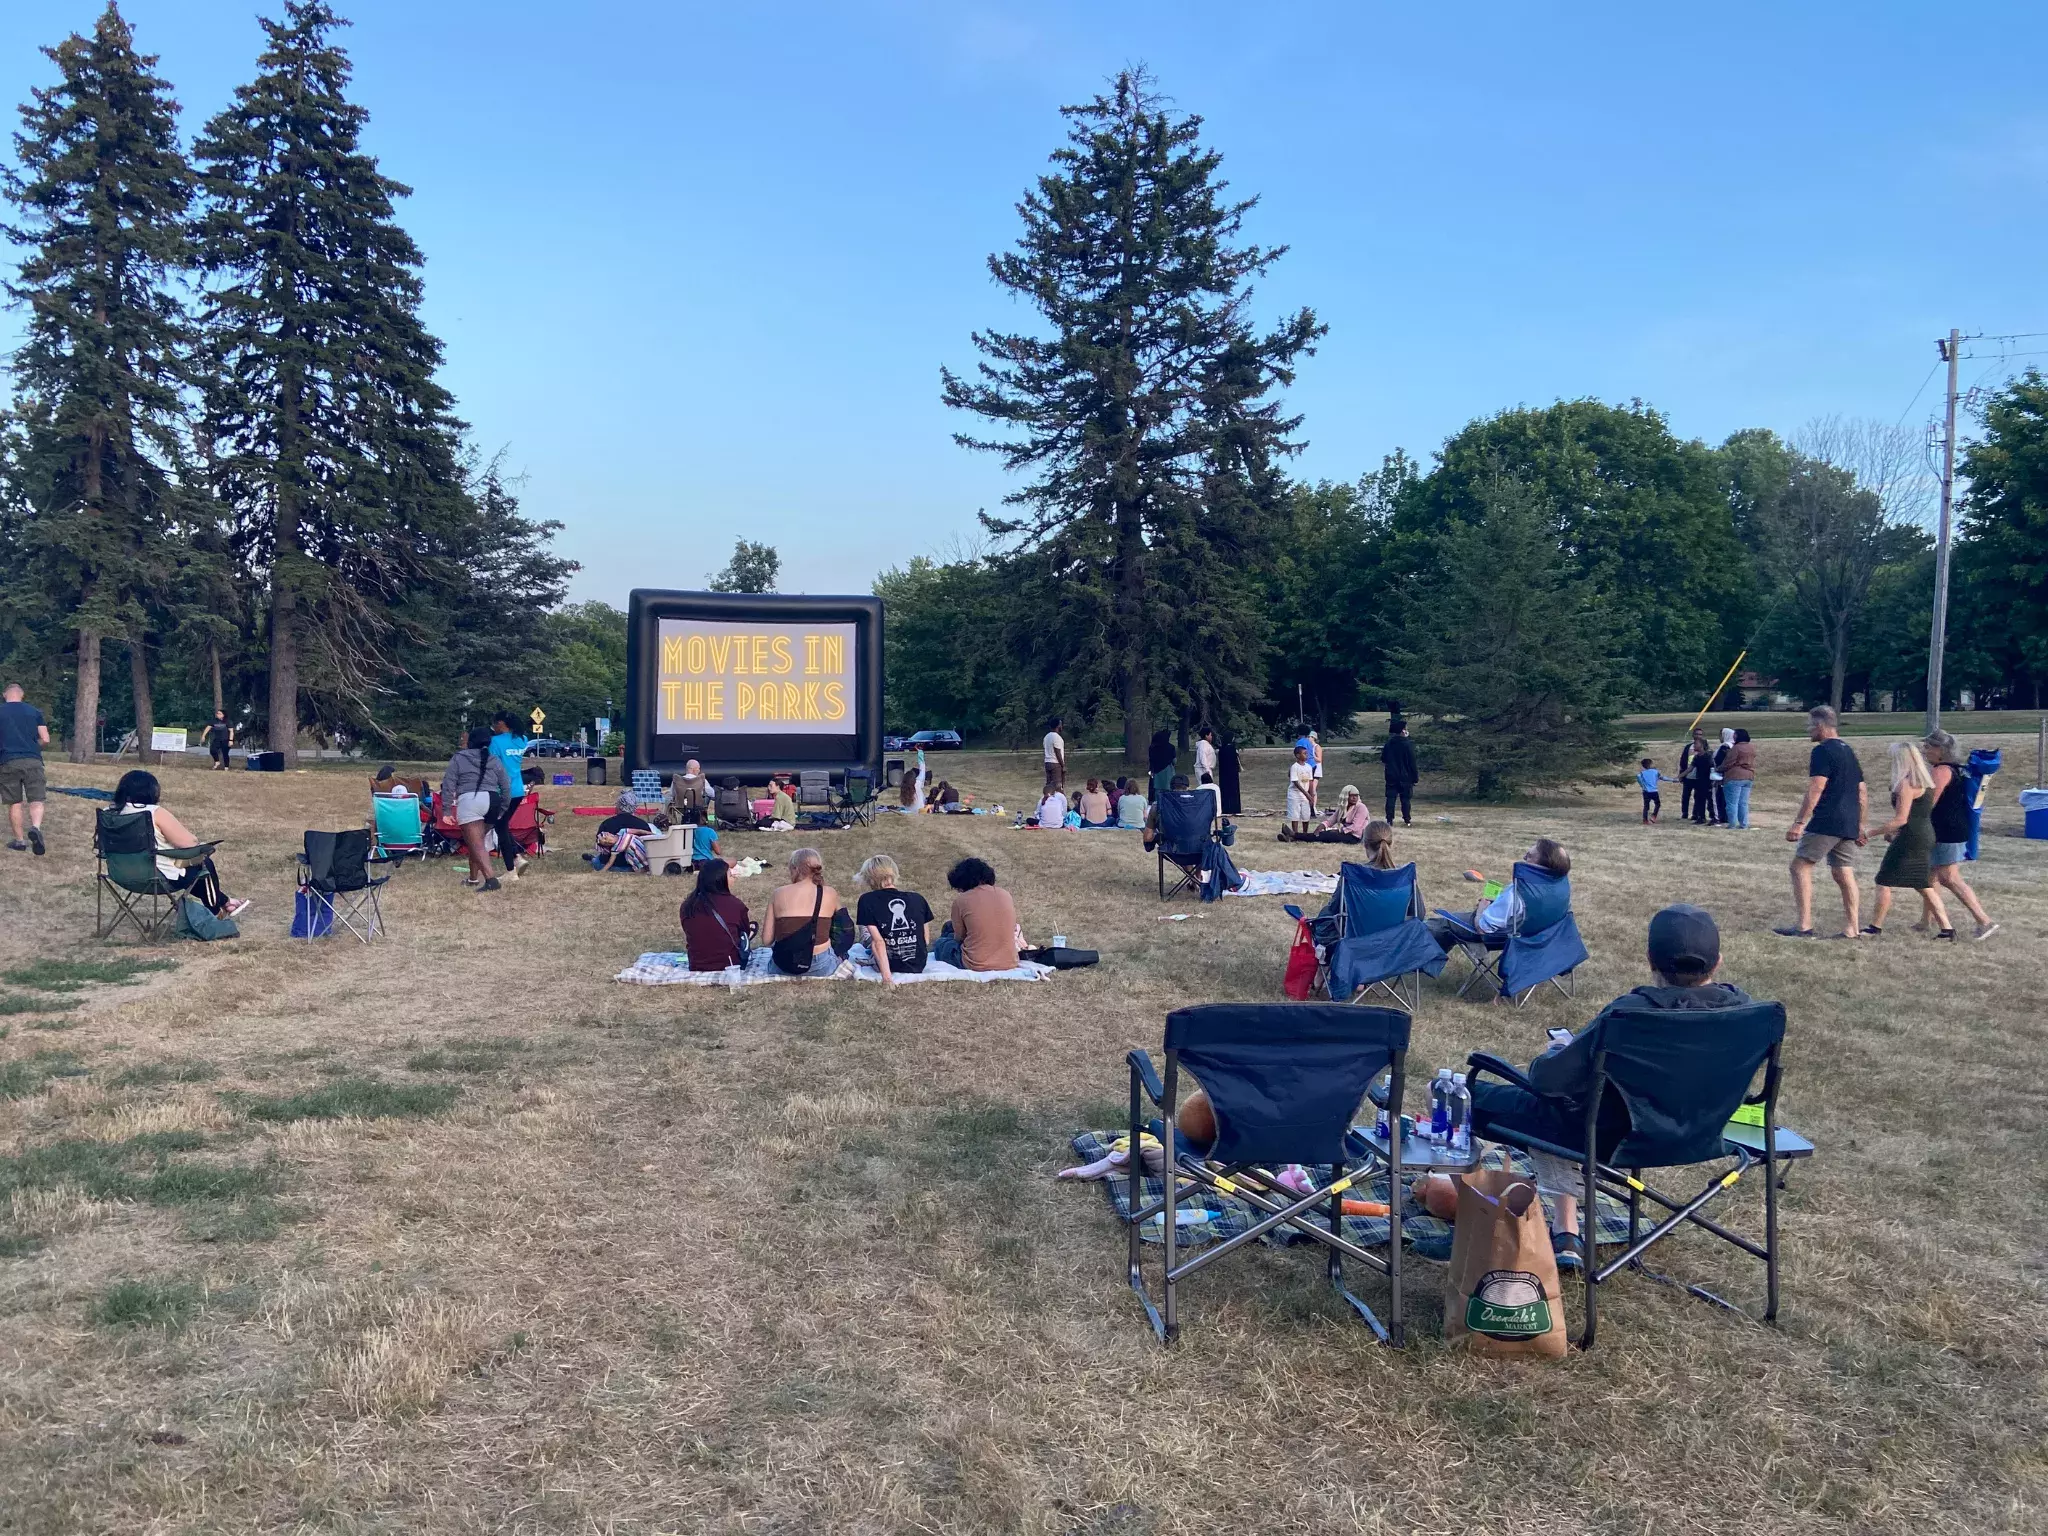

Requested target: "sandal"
[
  {"left": 1859, "top": 925, "right": 1882, "bottom": 936},
  {"left": 1770, "top": 925, "right": 1815, "bottom": 939}
]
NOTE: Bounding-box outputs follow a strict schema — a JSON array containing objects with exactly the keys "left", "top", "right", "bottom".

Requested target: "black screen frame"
[{"left": 625, "top": 589, "right": 883, "bottom": 779}]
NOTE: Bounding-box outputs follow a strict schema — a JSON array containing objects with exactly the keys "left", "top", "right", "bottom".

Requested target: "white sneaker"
[
  {"left": 1974, "top": 921, "right": 2000, "bottom": 941},
  {"left": 225, "top": 898, "right": 253, "bottom": 919}
]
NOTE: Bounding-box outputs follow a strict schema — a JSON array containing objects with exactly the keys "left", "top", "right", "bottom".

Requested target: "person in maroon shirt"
[{"left": 679, "top": 860, "right": 755, "bottom": 971}]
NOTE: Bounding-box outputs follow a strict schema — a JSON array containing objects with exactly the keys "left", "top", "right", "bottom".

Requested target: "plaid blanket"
[
  {"left": 616, "top": 948, "right": 1054, "bottom": 988},
  {"left": 1071, "top": 1131, "right": 1648, "bottom": 1250}
]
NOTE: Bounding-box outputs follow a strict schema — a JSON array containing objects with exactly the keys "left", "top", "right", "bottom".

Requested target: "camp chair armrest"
[
  {"left": 160, "top": 840, "right": 221, "bottom": 864},
  {"left": 1481, "top": 1125, "right": 1588, "bottom": 1167},
  {"left": 1126, "top": 1049, "right": 1166, "bottom": 1105},
  {"left": 1465, "top": 1051, "right": 1539, "bottom": 1094}
]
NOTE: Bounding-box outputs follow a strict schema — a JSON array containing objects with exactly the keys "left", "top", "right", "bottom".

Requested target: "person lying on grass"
[
  {"left": 1424, "top": 838, "right": 1569, "bottom": 951},
  {"left": 856, "top": 854, "right": 934, "bottom": 984},
  {"left": 1466, "top": 903, "right": 1754, "bottom": 1274}
]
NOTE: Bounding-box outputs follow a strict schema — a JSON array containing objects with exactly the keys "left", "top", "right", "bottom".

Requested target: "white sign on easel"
[{"left": 150, "top": 727, "right": 189, "bottom": 753}]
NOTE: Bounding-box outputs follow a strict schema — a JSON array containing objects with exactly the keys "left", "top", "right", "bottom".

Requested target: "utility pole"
[{"left": 1926, "top": 328, "right": 1961, "bottom": 734}]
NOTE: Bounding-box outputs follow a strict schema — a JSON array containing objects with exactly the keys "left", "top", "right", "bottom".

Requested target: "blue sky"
[{"left": 3, "top": 2, "right": 2044, "bottom": 602}]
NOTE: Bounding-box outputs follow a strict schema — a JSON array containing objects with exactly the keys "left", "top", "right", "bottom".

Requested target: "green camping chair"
[
  {"left": 95, "top": 808, "right": 219, "bottom": 943},
  {"left": 836, "top": 769, "right": 878, "bottom": 828}
]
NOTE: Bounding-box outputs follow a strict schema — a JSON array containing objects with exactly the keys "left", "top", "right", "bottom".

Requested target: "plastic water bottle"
[
  {"left": 1448, "top": 1072, "right": 1473, "bottom": 1156},
  {"left": 1428, "top": 1070, "right": 1452, "bottom": 1145}
]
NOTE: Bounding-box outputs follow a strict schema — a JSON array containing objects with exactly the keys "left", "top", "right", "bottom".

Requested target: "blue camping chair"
[
  {"left": 371, "top": 791, "right": 425, "bottom": 863},
  {"left": 1466, "top": 1000, "right": 1787, "bottom": 1349},
  {"left": 1155, "top": 789, "right": 1217, "bottom": 900},
  {"left": 1287, "top": 862, "right": 1447, "bottom": 1012},
  {"left": 1125, "top": 1003, "right": 1411, "bottom": 1346},
  {"left": 1435, "top": 860, "right": 1587, "bottom": 1005}
]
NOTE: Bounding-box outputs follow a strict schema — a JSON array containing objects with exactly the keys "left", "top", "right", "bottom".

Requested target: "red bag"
[{"left": 1282, "top": 918, "right": 1318, "bottom": 1000}]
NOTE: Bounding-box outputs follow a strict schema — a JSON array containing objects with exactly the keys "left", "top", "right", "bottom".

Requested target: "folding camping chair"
[
  {"left": 1466, "top": 1000, "right": 1787, "bottom": 1349},
  {"left": 796, "top": 769, "right": 836, "bottom": 824},
  {"left": 714, "top": 781, "right": 753, "bottom": 830},
  {"left": 1125, "top": 1002, "right": 1411, "bottom": 1346},
  {"left": 836, "top": 769, "right": 877, "bottom": 828},
  {"left": 296, "top": 829, "right": 392, "bottom": 943},
  {"left": 1307, "top": 862, "right": 1447, "bottom": 1013},
  {"left": 371, "top": 790, "right": 426, "bottom": 863},
  {"left": 1155, "top": 789, "right": 1216, "bottom": 900},
  {"left": 94, "top": 809, "right": 219, "bottom": 943},
  {"left": 1436, "top": 860, "right": 1587, "bottom": 1005}
]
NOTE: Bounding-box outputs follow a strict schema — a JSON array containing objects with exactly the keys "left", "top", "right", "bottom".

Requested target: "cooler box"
[{"left": 2020, "top": 787, "right": 2048, "bottom": 840}]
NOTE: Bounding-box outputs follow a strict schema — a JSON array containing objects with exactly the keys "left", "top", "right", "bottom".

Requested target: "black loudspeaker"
[
  {"left": 245, "top": 750, "right": 285, "bottom": 772},
  {"left": 587, "top": 757, "right": 608, "bottom": 786}
]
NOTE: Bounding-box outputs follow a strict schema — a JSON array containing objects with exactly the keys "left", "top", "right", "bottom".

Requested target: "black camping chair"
[
  {"left": 1155, "top": 789, "right": 1216, "bottom": 900},
  {"left": 714, "top": 782, "right": 753, "bottom": 830},
  {"left": 296, "top": 829, "right": 391, "bottom": 943},
  {"left": 1126, "top": 1002, "right": 1411, "bottom": 1346},
  {"left": 1466, "top": 1000, "right": 1787, "bottom": 1349},
  {"left": 836, "top": 770, "right": 877, "bottom": 828},
  {"left": 95, "top": 808, "right": 220, "bottom": 943}
]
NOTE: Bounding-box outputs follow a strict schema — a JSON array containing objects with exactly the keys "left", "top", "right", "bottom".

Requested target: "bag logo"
[{"left": 1466, "top": 1269, "right": 1552, "bottom": 1338}]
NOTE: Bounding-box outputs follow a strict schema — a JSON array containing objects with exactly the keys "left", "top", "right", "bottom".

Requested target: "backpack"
[{"left": 175, "top": 896, "right": 241, "bottom": 942}]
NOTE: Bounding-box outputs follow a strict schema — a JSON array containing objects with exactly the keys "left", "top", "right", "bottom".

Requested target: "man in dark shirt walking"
[
  {"left": 1381, "top": 717, "right": 1419, "bottom": 826},
  {"left": 0, "top": 682, "right": 50, "bottom": 855},
  {"left": 1775, "top": 704, "right": 1867, "bottom": 939}
]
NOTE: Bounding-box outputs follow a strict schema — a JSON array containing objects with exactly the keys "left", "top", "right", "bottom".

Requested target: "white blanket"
[
  {"left": 615, "top": 946, "right": 1054, "bottom": 988},
  {"left": 1223, "top": 870, "right": 1339, "bottom": 898}
]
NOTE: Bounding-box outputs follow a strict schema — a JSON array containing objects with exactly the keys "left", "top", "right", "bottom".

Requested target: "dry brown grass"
[{"left": 0, "top": 738, "right": 2044, "bottom": 1533}]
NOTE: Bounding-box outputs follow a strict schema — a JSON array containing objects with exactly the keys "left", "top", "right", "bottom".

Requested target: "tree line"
[{"left": 884, "top": 70, "right": 2048, "bottom": 790}]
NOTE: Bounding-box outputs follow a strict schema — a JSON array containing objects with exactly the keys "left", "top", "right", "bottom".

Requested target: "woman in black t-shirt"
[{"left": 854, "top": 854, "right": 933, "bottom": 984}]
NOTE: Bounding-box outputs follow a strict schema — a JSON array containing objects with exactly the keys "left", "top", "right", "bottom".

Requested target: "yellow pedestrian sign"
[{"left": 530, "top": 707, "right": 545, "bottom": 733}]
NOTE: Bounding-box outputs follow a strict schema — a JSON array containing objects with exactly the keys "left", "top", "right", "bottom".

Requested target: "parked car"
[
  {"left": 906, "top": 729, "right": 963, "bottom": 751},
  {"left": 527, "top": 738, "right": 600, "bottom": 759},
  {"left": 883, "top": 733, "right": 909, "bottom": 752}
]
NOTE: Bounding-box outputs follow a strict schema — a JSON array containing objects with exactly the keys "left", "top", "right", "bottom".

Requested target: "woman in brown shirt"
[{"left": 1721, "top": 727, "right": 1757, "bottom": 830}]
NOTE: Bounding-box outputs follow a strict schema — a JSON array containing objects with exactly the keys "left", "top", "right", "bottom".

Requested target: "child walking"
[{"left": 1637, "top": 759, "right": 1673, "bottom": 824}]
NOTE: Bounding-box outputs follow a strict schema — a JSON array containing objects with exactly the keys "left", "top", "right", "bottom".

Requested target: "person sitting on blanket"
[
  {"left": 927, "top": 779, "right": 963, "bottom": 813},
  {"left": 679, "top": 858, "right": 754, "bottom": 971},
  {"left": 764, "top": 847, "right": 853, "bottom": 977},
  {"left": 1034, "top": 785, "right": 1068, "bottom": 827},
  {"left": 1424, "top": 837, "right": 1569, "bottom": 951},
  {"left": 771, "top": 779, "right": 797, "bottom": 825},
  {"left": 595, "top": 792, "right": 655, "bottom": 872},
  {"left": 934, "top": 856, "right": 1027, "bottom": 972},
  {"left": 856, "top": 854, "right": 934, "bottom": 984},
  {"left": 1077, "top": 777, "right": 1114, "bottom": 827},
  {"left": 1303, "top": 783, "right": 1371, "bottom": 843},
  {"left": 1468, "top": 903, "right": 1755, "bottom": 1273},
  {"left": 1141, "top": 775, "right": 1192, "bottom": 853},
  {"left": 1116, "top": 777, "right": 1147, "bottom": 829}
]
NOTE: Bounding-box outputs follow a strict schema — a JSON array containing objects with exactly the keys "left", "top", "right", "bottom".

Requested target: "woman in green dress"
[{"left": 1865, "top": 741, "right": 1953, "bottom": 939}]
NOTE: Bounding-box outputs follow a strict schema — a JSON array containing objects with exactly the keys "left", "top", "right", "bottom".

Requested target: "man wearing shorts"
[
  {"left": 1775, "top": 704, "right": 1866, "bottom": 939},
  {"left": 0, "top": 683, "right": 49, "bottom": 855}
]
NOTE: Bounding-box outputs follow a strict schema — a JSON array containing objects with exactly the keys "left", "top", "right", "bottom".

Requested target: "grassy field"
[{"left": 1, "top": 739, "right": 2044, "bottom": 1534}]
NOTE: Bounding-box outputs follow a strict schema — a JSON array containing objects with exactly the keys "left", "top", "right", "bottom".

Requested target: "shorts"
[
  {"left": 0, "top": 757, "right": 45, "bottom": 805},
  {"left": 454, "top": 790, "right": 491, "bottom": 825},
  {"left": 1794, "top": 831, "right": 1859, "bottom": 869},
  {"left": 1931, "top": 841, "right": 1968, "bottom": 868}
]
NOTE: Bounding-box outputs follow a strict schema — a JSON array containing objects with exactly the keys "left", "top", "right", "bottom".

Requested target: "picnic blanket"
[
  {"left": 1071, "top": 1130, "right": 1646, "bottom": 1251},
  {"left": 616, "top": 947, "right": 1054, "bottom": 988},
  {"left": 1224, "top": 870, "right": 1339, "bottom": 899}
]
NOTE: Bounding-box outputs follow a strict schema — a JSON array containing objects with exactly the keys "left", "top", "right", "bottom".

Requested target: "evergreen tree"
[
  {"left": 194, "top": 0, "right": 471, "bottom": 763},
  {"left": 4, "top": 2, "right": 198, "bottom": 762},
  {"left": 1390, "top": 471, "right": 1635, "bottom": 798},
  {"left": 943, "top": 68, "right": 1323, "bottom": 763}
]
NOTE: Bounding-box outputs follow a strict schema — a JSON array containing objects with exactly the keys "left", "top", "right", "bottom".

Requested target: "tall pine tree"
[
  {"left": 943, "top": 69, "right": 1323, "bottom": 763},
  {"left": 4, "top": 1, "right": 198, "bottom": 762},
  {"left": 194, "top": 0, "right": 471, "bottom": 762}
]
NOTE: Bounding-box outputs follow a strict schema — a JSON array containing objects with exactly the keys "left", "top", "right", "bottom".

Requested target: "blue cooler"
[{"left": 2021, "top": 787, "right": 2048, "bottom": 842}]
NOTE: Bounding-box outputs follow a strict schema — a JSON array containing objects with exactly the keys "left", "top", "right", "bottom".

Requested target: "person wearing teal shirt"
[{"left": 488, "top": 712, "right": 531, "bottom": 879}]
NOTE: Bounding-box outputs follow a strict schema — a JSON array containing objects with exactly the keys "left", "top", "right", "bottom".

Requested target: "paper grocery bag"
[{"left": 1442, "top": 1168, "right": 1568, "bottom": 1358}]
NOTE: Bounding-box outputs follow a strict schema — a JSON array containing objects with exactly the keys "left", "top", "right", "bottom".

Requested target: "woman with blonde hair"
[
  {"left": 1361, "top": 818, "right": 1398, "bottom": 870},
  {"left": 1865, "top": 741, "right": 1951, "bottom": 939},
  {"left": 764, "top": 847, "right": 852, "bottom": 976},
  {"left": 1921, "top": 729, "right": 1998, "bottom": 939}
]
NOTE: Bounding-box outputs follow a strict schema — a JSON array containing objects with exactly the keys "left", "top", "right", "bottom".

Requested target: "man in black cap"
[{"left": 1465, "top": 904, "right": 1754, "bottom": 1272}]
